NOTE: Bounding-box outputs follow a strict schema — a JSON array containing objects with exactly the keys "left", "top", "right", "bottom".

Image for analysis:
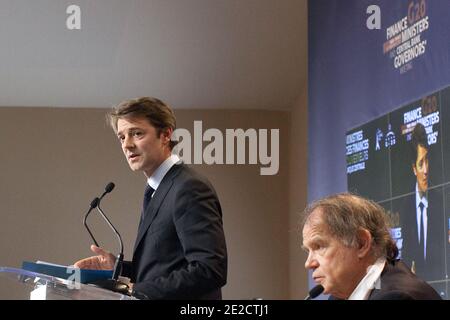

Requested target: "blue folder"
[{"left": 22, "top": 261, "right": 113, "bottom": 284}]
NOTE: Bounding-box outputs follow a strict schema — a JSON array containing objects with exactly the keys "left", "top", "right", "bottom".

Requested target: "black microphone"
[
  {"left": 100, "top": 182, "right": 115, "bottom": 199},
  {"left": 82, "top": 183, "right": 129, "bottom": 295},
  {"left": 82, "top": 182, "right": 115, "bottom": 248},
  {"left": 304, "top": 285, "right": 324, "bottom": 300}
]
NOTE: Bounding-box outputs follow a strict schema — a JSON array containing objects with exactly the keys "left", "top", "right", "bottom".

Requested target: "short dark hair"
[
  {"left": 302, "top": 193, "right": 398, "bottom": 261},
  {"left": 410, "top": 123, "right": 428, "bottom": 166},
  {"left": 107, "top": 97, "right": 177, "bottom": 150}
]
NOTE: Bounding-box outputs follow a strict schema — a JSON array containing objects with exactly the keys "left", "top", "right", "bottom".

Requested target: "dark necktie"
[
  {"left": 140, "top": 185, "right": 154, "bottom": 225},
  {"left": 418, "top": 202, "right": 425, "bottom": 260}
]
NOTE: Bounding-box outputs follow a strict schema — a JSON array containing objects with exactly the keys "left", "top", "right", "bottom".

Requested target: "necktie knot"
[{"left": 143, "top": 185, "right": 154, "bottom": 212}]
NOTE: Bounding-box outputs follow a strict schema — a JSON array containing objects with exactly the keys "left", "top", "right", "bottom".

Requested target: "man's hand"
[{"left": 73, "top": 245, "right": 116, "bottom": 270}]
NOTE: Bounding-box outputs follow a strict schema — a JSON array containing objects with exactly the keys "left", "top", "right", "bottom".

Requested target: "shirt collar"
[
  {"left": 147, "top": 154, "right": 180, "bottom": 191},
  {"left": 348, "top": 258, "right": 386, "bottom": 300},
  {"left": 415, "top": 183, "right": 428, "bottom": 208}
]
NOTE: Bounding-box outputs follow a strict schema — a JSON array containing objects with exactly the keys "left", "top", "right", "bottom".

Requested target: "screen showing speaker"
[{"left": 346, "top": 85, "right": 450, "bottom": 299}]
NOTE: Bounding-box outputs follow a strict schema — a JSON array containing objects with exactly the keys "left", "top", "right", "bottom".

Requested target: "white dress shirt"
[
  {"left": 415, "top": 183, "right": 428, "bottom": 260},
  {"left": 146, "top": 154, "right": 181, "bottom": 196},
  {"left": 348, "top": 258, "right": 386, "bottom": 300}
]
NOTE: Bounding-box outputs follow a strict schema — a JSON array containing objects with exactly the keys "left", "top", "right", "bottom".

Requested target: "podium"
[{"left": 0, "top": 267, "right": 135, "bottom": 300}]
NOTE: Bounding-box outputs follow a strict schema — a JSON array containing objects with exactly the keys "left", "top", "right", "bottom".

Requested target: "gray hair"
[{"left": 302, "top": 193, "right": 398, "bottom": 261}]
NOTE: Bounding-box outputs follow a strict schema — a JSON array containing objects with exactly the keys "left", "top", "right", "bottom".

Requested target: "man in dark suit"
[
  {"left": 368, "top": 260, "right": 441, "bottom": 300},
  {"left": 302, "top": 193, "right": 441, "bottom": 300},
  {"left": 75, "top": 97, "right": 227, "bottom": 299},
  {"left": 400, "top": 123, "right": 445, "bottom": 281}
]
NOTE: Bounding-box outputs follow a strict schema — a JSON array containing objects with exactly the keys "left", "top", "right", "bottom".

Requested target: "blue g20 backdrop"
[
  {"left": 308, "top": 0, "right": 450, "bottom": 297},
  {"left": 309, "top": 0, "right": 449, "bottom": 200}
]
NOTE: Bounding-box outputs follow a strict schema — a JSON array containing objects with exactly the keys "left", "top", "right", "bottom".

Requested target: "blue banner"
[{"left": 308, "top": 0, "right": 450, "bottom": 202}]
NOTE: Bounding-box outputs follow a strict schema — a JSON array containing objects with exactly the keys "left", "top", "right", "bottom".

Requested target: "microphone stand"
[
  {"left": 96, "top": 201, "right": 124, "bottom": 281},
  {"left": 82, "top": 183, "right": 130, "bottom": 295},
  {"left": 83, "top": 198, "right": 100, "bottom": 247},
  {"left": 90, "top": 198, "right": 129, "bottom": 295}
]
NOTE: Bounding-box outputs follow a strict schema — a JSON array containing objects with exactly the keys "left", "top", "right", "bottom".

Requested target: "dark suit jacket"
[
  {"left": 329, "top": 260, "right": 441, "bottom": 300},
  {"left": 121, "top": 163, "right": 227, "bottom": 300},
  {"left": 368, "top": 260, "right": 441, "bottom": 300},
  {"left": 400, "top": 190, "right": 445, "bottom": 281}
]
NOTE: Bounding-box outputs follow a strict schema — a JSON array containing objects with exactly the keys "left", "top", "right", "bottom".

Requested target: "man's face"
[
  {"left": 116, "top": 117, "right": 171, "bottom": 177},
  {"left": 302, "top": 209, "right": 366, "bottom": 299},
  {"left": 413, "top": 144, "right": 429, "bottom": 194}
]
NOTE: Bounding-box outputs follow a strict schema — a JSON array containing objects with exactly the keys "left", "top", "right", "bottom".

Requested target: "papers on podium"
[{"left": 22, "top": 261, "right": 113, "bottom": 284}]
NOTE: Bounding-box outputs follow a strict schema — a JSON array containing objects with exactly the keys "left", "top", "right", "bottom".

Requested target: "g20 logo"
[{"left": 408, "top": 0, "right": 427, "bottom": 25}]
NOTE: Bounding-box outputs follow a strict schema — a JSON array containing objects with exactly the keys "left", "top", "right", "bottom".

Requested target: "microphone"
[
  {"left": 304, "top": 285, "right": 324, "bottom": 300},
  {"left": 100, "top": 182, "right": 115, "bottom": 199},
  {"left": 82, "top": 183, "right": 129, "bottom": 295},
  {"left": 82, "top": 182, "right": 116, "bottom": 248}
]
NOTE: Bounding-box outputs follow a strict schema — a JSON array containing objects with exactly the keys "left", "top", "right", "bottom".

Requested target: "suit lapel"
[
  {"left": 367, "top": 263, "right": 389, "bottom": 299},
  {"left": 368, "top": 289, "right": 381, "bottom": 299},
  {"left": 132, "top": 164, "right": 182, "bottom": 254}
]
